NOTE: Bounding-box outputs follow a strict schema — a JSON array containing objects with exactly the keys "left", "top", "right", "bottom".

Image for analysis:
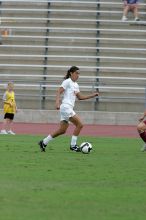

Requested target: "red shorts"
[{"left": 143, "top": 120, "right": 146, "bottom": 125}]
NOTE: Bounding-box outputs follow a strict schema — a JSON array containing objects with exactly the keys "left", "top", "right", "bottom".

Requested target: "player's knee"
[
  {"left": 60, "top": 128, "right": 67, "bottom": 135},
  {"left": 78, "top": 122, "right": 83, "bottom": 130}
]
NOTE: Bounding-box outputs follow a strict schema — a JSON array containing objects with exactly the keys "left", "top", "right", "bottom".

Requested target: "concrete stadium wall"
[{"left": 0, "top": 109, "right": 141, "bottom": 125}]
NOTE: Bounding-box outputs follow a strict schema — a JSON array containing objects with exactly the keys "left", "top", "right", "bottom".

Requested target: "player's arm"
[
  {"left": 3, "top": 100, "right": 12, "bottom": 105},
  {"left": 76, "top": 92, "right": 99, "bottom": 100},
  {"left": 13, "top": 100, "right": 18, "bottom": 112},
  {"left": 55, "top": 87, "right": 65, "bottom": 110},
  {"left": 139, "top": 110, "right": 146, "bottom": 122},
  {"left": 2, "top": 92, "right": 12, "bottom": 106}
]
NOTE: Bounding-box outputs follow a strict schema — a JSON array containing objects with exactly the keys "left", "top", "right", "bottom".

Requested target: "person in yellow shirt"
[{"left": 0, "top": 82, "right": 17, "bottom": 135}]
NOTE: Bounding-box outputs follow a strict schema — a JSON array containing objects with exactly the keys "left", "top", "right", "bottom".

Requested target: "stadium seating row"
[{"left": 0, "top": 0, "right": 146, "bottom": 112}]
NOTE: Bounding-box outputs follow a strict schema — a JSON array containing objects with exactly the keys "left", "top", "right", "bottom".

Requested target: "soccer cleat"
[
  {"left": 38, "top": 140, "right": 46, "bottom": 152},
  {"left": 141, "top": 144, "right": 146, "bottom": 152},
  {"left": 7, "top": 130, "right": 15, "bottom": 135},
  {"left": 70, "top": 145, "right": 81, "bottom": 152},
  {"left": 0, "top": 129, "right": 8, "bottom": 134}
]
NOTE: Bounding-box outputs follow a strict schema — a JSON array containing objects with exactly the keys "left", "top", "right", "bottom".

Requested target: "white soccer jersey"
[{"left": 61, "top": 78, "right": 80, "bottom": 107}]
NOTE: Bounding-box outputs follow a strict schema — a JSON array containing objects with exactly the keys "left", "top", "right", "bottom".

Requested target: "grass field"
[{"left": 0, "top": 134, "right": 146, "bottom": 220}]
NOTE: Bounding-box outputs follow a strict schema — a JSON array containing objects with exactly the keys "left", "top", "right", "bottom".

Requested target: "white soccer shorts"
[{"left": 60, "top": 104, "right": 76, "bottom": 122}]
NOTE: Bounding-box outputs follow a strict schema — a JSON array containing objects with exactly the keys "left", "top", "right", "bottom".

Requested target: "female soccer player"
[
  {"left": 0, "top": 82, "right": 17, "bottom": 135},
  {"left": 137, "top": 110, "right": 146, "bottom": 151},
  {"left": 38, "top": 66, "right": 99, "bottom": 152}
]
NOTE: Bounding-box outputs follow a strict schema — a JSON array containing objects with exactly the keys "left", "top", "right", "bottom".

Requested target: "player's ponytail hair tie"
[{"left": 64, "top": 66, "right": 80, "bottom": 79}]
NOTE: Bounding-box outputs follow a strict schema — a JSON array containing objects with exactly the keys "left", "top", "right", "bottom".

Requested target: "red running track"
[{"left": 1, "top": 122, "right": 138, "bottom": 138}]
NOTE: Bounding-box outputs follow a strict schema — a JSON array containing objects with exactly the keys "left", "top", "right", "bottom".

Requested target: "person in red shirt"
[{"left": 137, "top": 110, "right": 146, "bottom": 151}]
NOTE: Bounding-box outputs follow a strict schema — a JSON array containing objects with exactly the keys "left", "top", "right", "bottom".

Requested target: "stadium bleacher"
[{"left": 0, "top": 0, "right": 146, "bottom": 112}]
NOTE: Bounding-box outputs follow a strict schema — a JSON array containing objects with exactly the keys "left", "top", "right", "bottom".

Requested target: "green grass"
[{"left": 0, "top": 135, "right": 146, "bottom": 220}]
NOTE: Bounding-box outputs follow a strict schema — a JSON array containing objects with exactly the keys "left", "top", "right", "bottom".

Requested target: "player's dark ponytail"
[{"left": 64, "top": 66, "right": 79, "bottom": 79}]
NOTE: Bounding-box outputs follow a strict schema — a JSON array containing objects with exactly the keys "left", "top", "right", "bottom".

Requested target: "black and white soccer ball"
[{"left": 80, "top": 142, "right": 92, "bottom": 154}]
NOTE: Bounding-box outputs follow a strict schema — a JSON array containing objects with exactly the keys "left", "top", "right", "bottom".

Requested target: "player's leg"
[
  {"left": 137, "top": 121, "right": 146, "bottom": 151},
  {"left": 122, "top": 5, "right": 129, "bottom": 21},
  {"left": 7, "top": 119, "right": 15, "bottom": 135},
  {"left": 0, "top": 113, "right": 15, "bottom": 134},
  {"left": 7, "top": 117, "right": 12, "bottom": 132},
  {"left": 132, "top": 5, "right": 139, "bottom": 20},
  {"left": 48, "top": 120, "right": 69, "bottom": 139},
  {"left": 69, "top": 114, "right": 83, "bottom": 152},
  {"left": 0, "top": 118, "right": 8, "bottom": 134},
  {"left": 38, "top": 121, "right": 69, "bottom": 152},
  {"left": 6, "top": 114, "right": 15, "bottom": 135}
]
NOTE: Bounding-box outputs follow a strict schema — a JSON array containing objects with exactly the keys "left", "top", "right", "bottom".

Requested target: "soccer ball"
[{"left": 80, "top": 142, "right": 92, "bottom": 154}]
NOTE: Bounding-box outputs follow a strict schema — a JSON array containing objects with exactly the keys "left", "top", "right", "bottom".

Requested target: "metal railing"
[
  {"left": 0, "top": 64, "right": 146, "bottom": 72},
  {"left": 1, "top": 75, "right": 145, "bottom": 110},
  {"left": 0, "top": 0, "right": 145, "bottom": 6},
  {"left": 0, "top": 0, "right": 146, "bottom": 111}
]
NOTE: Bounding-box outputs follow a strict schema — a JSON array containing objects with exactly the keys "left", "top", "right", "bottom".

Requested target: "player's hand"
[
  {"left": 93, "top": 92, "right": 99, "bottom": 97},
  {"left": 55, "top": 102, "right": 60, "bottom": 110},
  {"left": 9, "top": 101, "right": 13, "bottom": 107}
]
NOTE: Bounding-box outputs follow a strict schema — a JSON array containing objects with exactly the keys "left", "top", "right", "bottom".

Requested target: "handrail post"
[
  {"left": 95, "top": 0, "right": 100, "bottom": 110},
  {"left": 40, "top": 83, "right": 47, "bottom": 110},
  {"left": 41, "top": 1, "right": 51, "bottom": 110},
  {"left": 0, "top": 1, "right": 2, "bottom": 44},
  {"left": 144, "top": 87, "right": 146, "bottom": 109},
  {"left": 39, "top": 83, "right": 43, "bottom": 109}
]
